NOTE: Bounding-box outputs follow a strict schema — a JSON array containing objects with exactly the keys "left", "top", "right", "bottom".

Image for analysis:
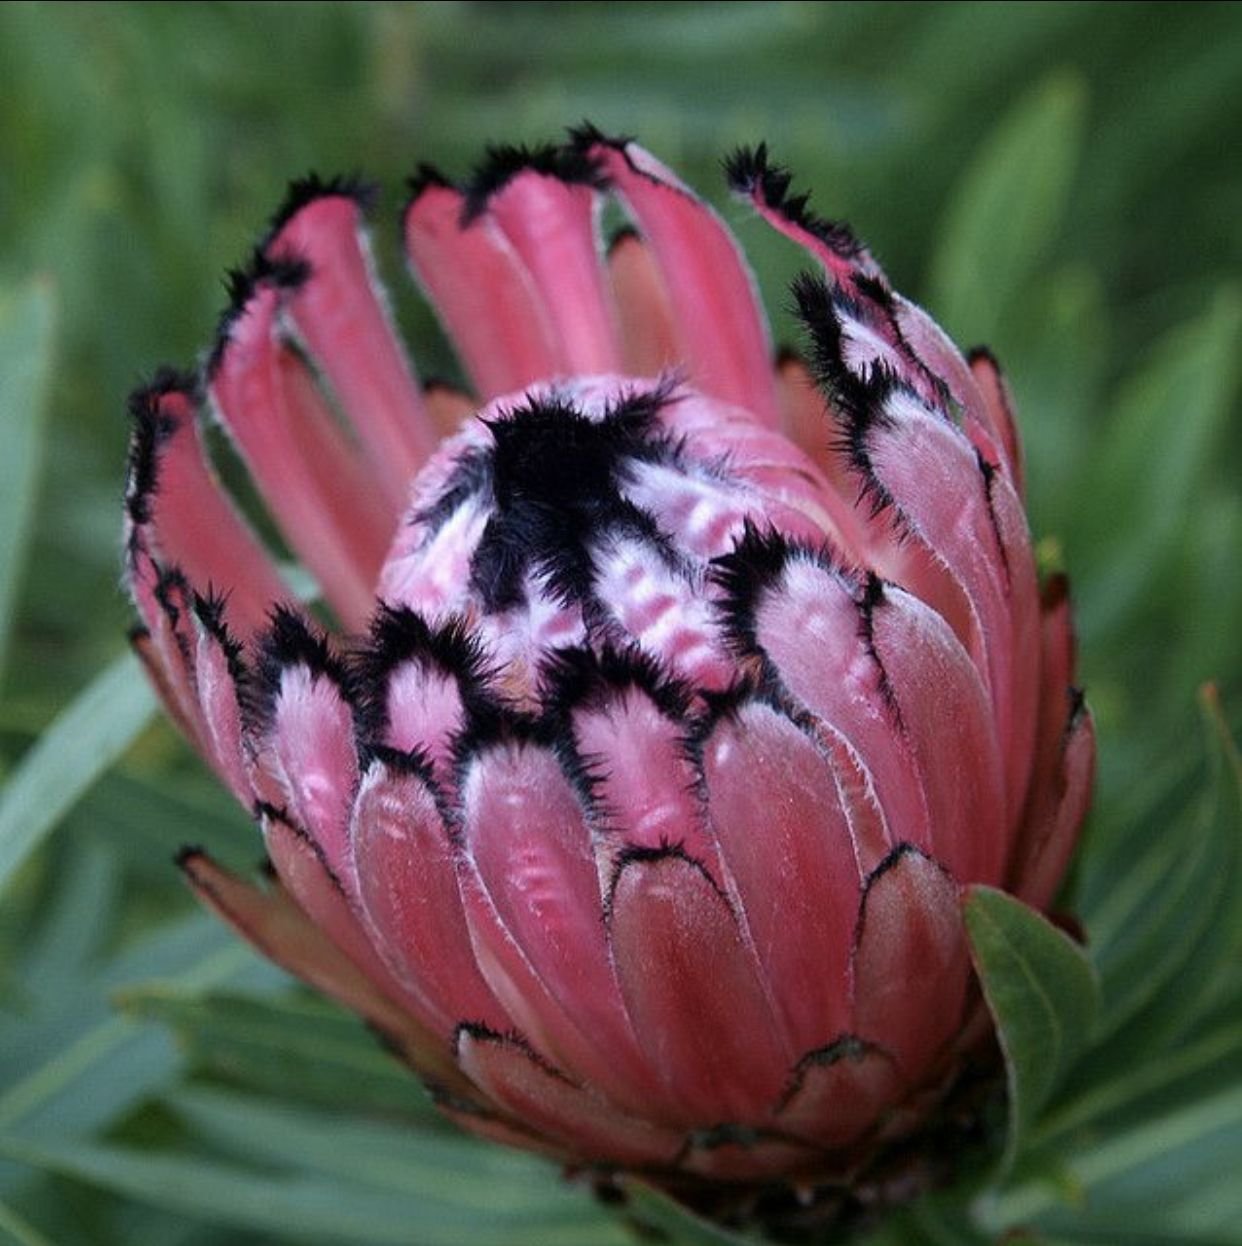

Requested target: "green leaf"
[
  {"left": 0, "top": 915, "right": 268, "bottom": 1137},
  {"left": 963, "top": 887, "right": 1099, "bottom": 1172},
  {"left": 1082, "top": 685, "right": 1242, "bottom": 1053},
  {"left": 0, "top": 277, "right": 55, "bottom": 689},
  {"left": 0, "top": 1199, "right": 54, "bottom": 1246},
  {"left": 0, "top": 651, "right": 156, "bottom": 893},
  {"left": 0, "top": 1134, "right": 629, "bottom": 1246},
  {"left": 980, "top": 1082, "right": 1242, "bottom": 1239},
  {"left": 15, "top": 836, "right": 120, "bottom": 991},
  {"left": 162, "top": 1085, "right": 560, "bottom": 1203},
  {"left": 1034, "top": 1020, "right": 1242, "bottom": 1148},
  {"left": 1076, "top": 287, "right": 1242, "bottom": 639},
  {"left": 998, "top": 264, "right": 1108, "bottom": 529},
  {"left": 928, "top": 73, "right": 1086, "bottom": 342},
  {"left": 117, "top": 988, "right": 440, "bottom": 1121},
  {"left": 621, "top": 1179, "right": 763, "bottom": 1245},
  {"left": 1125, "top": 688, "right": 1242, "bottom": 1038}
]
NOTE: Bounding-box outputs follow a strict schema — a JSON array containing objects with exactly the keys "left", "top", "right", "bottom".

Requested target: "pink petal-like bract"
[{"left": 123, "top": 136, "right": 1094, "bottom": 1215}]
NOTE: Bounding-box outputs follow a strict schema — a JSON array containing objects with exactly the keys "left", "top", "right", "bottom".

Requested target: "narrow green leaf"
[
  {"left": 0, "top": 917, "right": 262, "bottom": 1135},
  {"left": 999, "top": 264, "right": 1107, "bottom": 527},
  {"left": 963, "top": 887, "right": 1099, "bottom": 1171},
  {"left": 980, "top": 1082, "right": 1242, "bottom": 1236},
  {"left": 161, "top": 1085, "right": 553, "bottom": 1203},
  {"left": 117, "top": 988, "right": 439, "bottom": 1120},
  {"left": 1076, "top": 287, "right": 1242, "bottom": 638},
  {"left": 1135, "top": 687, "right": 1242, "bottom": 1033},
  {"left": 0, "top": 1199, "right": 54, "bottom": 1246},
  {"left": 0, "top": 651, "right": 156, "bottom": 892},
  {"left": 0, "top": 1135, "right": 629, "bottom": 1246},
  {"left": 17, "top": 836, "right": 119, "bottom": 990},
  {"left": 1085, "top": 685, "right": 1242, "bottom": 1052},
  {"left": 928, "top": 73, "right": 1086, "bottom": 341},
  {"left": 1034, "top": 1021, "right": 1242, "bottom": 1147},
  {"left": 0, "top": 277, "right": 56, "bottom": 687}
]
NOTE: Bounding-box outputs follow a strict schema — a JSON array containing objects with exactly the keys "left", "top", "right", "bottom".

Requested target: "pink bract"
[{"left": 123, "top": 132, "right": 1094, "bottom": 1199}]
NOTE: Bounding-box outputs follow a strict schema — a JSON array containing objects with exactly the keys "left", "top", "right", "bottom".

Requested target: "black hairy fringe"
[
  {"left": 467, "top": 385, "right": 681, "bottom": 614},
  {"left": 260, "top": 172, "right": 379, "bottom": 251},
  {"left": 249, "top": 606, "right": 351, "bottom": 732},
  {"left": 124, "top": 368, "right": 198, "bottom": 529},
  {"left": 352, "top": 604, "right": 494, "bottom": 747},
  {"left": 538, "top": 642, "right": 693, "bottom": 723},
  {"left": 460, "top": 142, "right": 609, "bottom": 224},
  {"left": 724, "top": 142, "right": 866, "bottom": 260},
  {"left": 207, "top": 250, "right": 311, "bottom": 379},
  {"left": 603, "top": 840, "right": 726, "bottom": 921},
  {"left": 192, "top": 587, "right": 250, "bottom": 688}
]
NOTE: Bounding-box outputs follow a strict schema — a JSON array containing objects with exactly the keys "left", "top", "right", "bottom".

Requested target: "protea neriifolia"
[{"left": 123, "top": 131, "right": 1095, "bottom": 1219}]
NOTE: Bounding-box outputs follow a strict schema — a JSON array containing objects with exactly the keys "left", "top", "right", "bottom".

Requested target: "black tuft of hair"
[
  {"left": 791, "top": 270, "right": 903, "bottom": 521},
  {"left": 174, "top": 844, "right": 206, "bottom": 870},
  {"left": 261, "top": 173, "right": 379, "bottom": 251},
  {"left": 725, "top": 143, "right": 866, "bottom": 261},
  {"left": 791, "top": 271, "right": 889, "bottom": 425},
  {"left": 468, "top": 385, "right": 680, "bottom": 614},
  {"left": 261, "top": 605, "right": 342, "bottom": 677},
  {"left": 253, "top": 799, "right": 290, "bottom": 827},
  {"left": 151, "top": 564, "right": 193, "bottom": 653},
  {"left": 604, "top": 841, "right": 725, "bottom": 921},
  {"left": 710, "top": 521, "right": 848, "bottom": 663},
  {"left": 567, "top": 122, "right": 702, "bottom": 200},
  {"left": 709, "top": 520, "right": 794, "bottom": 652},
  {"left": 723, "top": 142, "right": 787, "bottom": 200},
  {"left": 449, "top": 699, "right": 548, "bottom": 777},
  {"left": 460, "top": 142, "right": 608, "bottom": 225},
  {"left": 566, "top": 120, "right": 634, "bottom": 154},
  {"left": 862, "top": 838, "right": 921, "bottom": 882},
  {"left": 693, "top": 672, "right": 772, "bottom": 734},
  {"left": 1067, "top": 685, "right": 1087, "bottom": 732},
  {"left": 250, "top": 606, "right": 350, "bottom": 731},
  {"left": 405, "top": 162, "right": 454, "bottom": 202},
  {"left": 128, "top": 365, "right": 201, "bottom": 415},
  {"left": 966, "top": 344, "right": 1002, "bottom": 370},
  {"left": 538, "top": 642, "right": 693, "bottom": 723},
  {"left": 975, "top": 448, "right": 1011, "bottom": 585},
  {"left": 359, "top": 741, "right": 438, "bottom": 788},
  {"left": 352, "top": 604, "right": 493, "bottom": 746},
  {"left": 856, "top": 571, "right": 903, "bottom": 723},
  {"left": 411, "top": 445, "right": 493, "bottom": 536},
  {"left": 207, "top": 249, "right": 311, "bottom": 379},
  {"left": 124, "top": 369, "right": 198, "bottom": 530},
  {"left": 256, "top": 800, "right": 351, "bottom": 898},
  {"left": 192, "top": 588, "right": 250, "bottom": 688},
  {"left": 779, "top": 1034, "right": 892, "bottom": 1109}
]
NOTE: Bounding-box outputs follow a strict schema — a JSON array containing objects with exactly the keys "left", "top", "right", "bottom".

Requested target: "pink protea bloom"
[{"left": 123, "top": 132, "right": 1094, "bottom": 1207}]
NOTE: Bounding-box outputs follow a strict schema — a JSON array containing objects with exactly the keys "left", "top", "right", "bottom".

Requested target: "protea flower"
[{"left": 122, "top": 130, "right": 1094, "bottom": 1224}]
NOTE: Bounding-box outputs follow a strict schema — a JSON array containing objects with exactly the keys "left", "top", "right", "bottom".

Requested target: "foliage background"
[{"left": 0, "top": 3, "right": 1239, "bottom": 1244}]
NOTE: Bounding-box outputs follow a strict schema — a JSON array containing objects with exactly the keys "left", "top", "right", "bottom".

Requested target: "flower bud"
[{"left": 125, "top": 134, "right": 1094, "bottom": 1206}]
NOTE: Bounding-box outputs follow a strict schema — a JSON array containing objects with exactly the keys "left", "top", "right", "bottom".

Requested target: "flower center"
[{"left": 376, "top": 374, "right": 849, "bottom": 707}]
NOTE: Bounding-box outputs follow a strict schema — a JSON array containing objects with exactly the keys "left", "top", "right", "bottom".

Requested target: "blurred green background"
[{"left": 0, "top": 3, "right": 1239, "bottom": 1244}]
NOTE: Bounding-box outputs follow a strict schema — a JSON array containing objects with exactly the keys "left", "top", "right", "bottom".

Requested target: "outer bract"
[{"left": 123, "top": 132, "right": 1094, "bottom": 1221}]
